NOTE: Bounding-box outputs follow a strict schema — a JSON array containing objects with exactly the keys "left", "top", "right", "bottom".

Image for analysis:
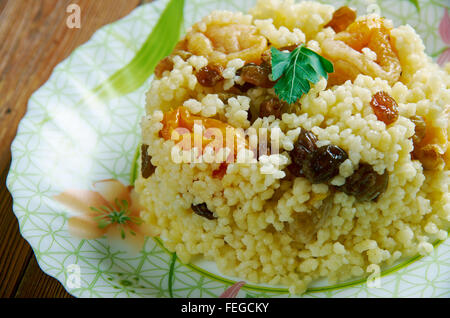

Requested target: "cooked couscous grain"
[{"left": 136, "top": 0, "right": 449, "bottom": 294}]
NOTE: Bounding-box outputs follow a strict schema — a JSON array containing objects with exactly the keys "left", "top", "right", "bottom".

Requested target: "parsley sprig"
[{"left": 271, "top": 45, "right": 334, "bottom": 104}]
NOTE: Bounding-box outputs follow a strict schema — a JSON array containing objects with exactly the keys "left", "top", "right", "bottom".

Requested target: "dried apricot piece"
[
  {"left": 180, "top": 13, "right": 268, "bottom": 66},
  {"left": 321, "top": 16, "right": 401, "bottom": 86}
]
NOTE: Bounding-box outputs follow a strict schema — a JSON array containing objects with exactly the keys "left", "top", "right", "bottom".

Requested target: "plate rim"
[{"left": 6, "top": 0, "right": 450, "bottom": 298}]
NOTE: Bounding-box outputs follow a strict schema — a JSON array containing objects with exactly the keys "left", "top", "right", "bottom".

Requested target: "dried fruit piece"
[
  {"left": 370, "top": 91, "right": 399, "bottom": 125},
  {"left": 339, "top": 164, "right": 389, "bottom": 202},
  {"left": 261, "top": 49, "right": 272, "bottom": 64},
  {"left": 259, "top": 97, "right": 287, "bottom": 119},
  {"left": 321, "top": 16, "right": 401, "bottom": 86},
  {"left": 141, "top": 144, "right": 156, "bottom": 178},
  {"left": 278, "top": 44, "right": 300, "bottom": 52},
  {"left": 325, "top": 6, "right": 357, "bottom": 33},
  {"left": 289, "top": 129, "right": 319, "bottom": 177},
  {"left": 231, "top": 82, "right": 256, "bottom": 93},
  {"left": 180, "top": 14, "right": 268, "bottom": 66},
  {"left": 238, "top": 63, "right": 275, "bottom": 88},
  {"left": 303, "top": 145, "right": 348, "bottom": 184},
  {"left": 287, "top": 195, "right": 332, "bottom": 244},
  {"left": 212, "top": 162, "right": 228, "bottom": 179},
  {"left": 410, "top": 115, "right": 427, "bottom": 145},
  {"left": 154, "top": 57, "right": 174, "bottom": 79},
  {"left": 191, "top": 203, "right": 216, "bottom": 220},
  {"left": 296, "top": 129, "right": 319, "bottom": 155},
  {"left": 159, "top": 106, "right": 249, "bottom": 159},
  {"left": 287, "top": 162, "right": 303, "bottom": 177},
  {"left": 410, "top": 114, "right": 448, "bottom": 171},
  {"left": 196, "top": 64, "right": 224, "bottom": 87},
  {"left": 413, "top": 144, "right": 445, "bottom": 171}
]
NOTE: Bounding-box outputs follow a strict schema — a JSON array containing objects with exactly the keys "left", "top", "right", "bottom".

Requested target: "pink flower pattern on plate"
[
  {"left": 437, "top": 9, "right": 450, "bottom": 66},
  {"left": 219, "top": 281, "right": 246, "bottom": 298},
  {"left": 54, "top": 179, "right": 160, "bottom": 252}
]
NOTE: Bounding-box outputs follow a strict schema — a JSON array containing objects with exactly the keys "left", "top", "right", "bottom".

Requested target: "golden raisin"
[
  {"left": 278, "top": 44, "right": 300, "bottom": 52},
  {"left": 410, "top": 114, "right": 448, "bottom": 171},
  {"left": 410, "top": 115, "right": 427, "bottom": 145},
  {"left": 239, "top": 63, "right": 274, "bottom": 88},
  {"left": 370, "top": 91, "right": 399, "bottom": 125},
  {"left": 154, "top": 57, "right": 174, "bottom": 79},
  {"left": 259, "top": 97, "right": 286, "bottom": 119},
  {"left": 325, "top": 6, "right": 357, "bottom": 33},
  {"left": 412, "top": 144, "right": 445, "bottom": 171},
  {"left": 195, "top": 64, "right": 224, "bottom": 87}
]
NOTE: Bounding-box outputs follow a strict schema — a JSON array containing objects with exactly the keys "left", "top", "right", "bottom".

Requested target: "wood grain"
[{"left": 0, "top": 0, "right": 145, "bottom": 298}]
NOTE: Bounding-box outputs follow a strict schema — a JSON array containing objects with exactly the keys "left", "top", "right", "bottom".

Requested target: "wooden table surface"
[{"left": 0, "top": 0, "right": 153, "bottom": 298}]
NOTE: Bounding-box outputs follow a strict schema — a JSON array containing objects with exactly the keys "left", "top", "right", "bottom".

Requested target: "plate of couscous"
[{"left": 7, "top": 0, "right": 449, "bottom": 298}]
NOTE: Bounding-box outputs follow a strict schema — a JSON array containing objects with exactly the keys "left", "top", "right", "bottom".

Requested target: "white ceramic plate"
[{"left": 7, "top": 0, "right": 450, "bottom": 297}]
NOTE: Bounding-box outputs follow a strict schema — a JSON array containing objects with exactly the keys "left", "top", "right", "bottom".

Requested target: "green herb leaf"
[
  {"left": 407, "top": 0, "right": 420, "bottom": 12},
  {"left": 271, "top": 45, "right": 334, "bottom": 104},
  {"left": 93, "top": 0, "right": 185, "bottom": 100}
]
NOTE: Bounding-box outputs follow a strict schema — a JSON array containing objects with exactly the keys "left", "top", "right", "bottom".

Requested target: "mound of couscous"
[{"left": 135, "top": 0, "right": 449, "bottom": 294}]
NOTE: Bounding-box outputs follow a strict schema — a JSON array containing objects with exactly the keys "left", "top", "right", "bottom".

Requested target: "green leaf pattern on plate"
[{"left": 7, "top": 0, "right": 450, "bottom": 297}]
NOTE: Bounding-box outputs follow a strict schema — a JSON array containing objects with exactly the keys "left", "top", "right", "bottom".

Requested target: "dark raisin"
[
  {"left": 370, "top": 91, "right": 399, "bottom": 125},
  {"left": 239, "top": 63, "right": 275, "bottom": 88},
  {"left": 196, "top": 64, "right": 224, "bottom": 87},
  {"left": 410, "top": 115, "right": 427, "bottom": 146},
  {"left": 259, "top": 97, "right": 286, "bottom": 119},
  {"left": 141, "top": 144, "right": 156, "bottom": 178},
  {"left": 297, "top": 129, "right": 319, "bottom": 153},
  {"left": 325, "top": 6, "right": 357, "bottom": 33},
  {"left": 191, "top": 203, "right": 216, "bottom": 220},
  {"left": 339, "top": 164, "right": 389, "bottom": 202},
  {"left": 233, "top": 82, "right": 256, "bottom": 93},
  {"left": 247, "top": 108, "right": 253, "bottom": 122},
  {"left": 287, "top": 162, "right": 304, "bottom": 177},
  {"left": 290, "top": 129, "right": 318, "bottom": 168},
  {"left": 303, "top": 145, "right": 348, "bottom": 184}
]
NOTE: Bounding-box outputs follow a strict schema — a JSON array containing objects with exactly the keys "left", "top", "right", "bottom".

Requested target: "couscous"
[{"left": 135, "top": 0, "right": 449, "bottom": 294}]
